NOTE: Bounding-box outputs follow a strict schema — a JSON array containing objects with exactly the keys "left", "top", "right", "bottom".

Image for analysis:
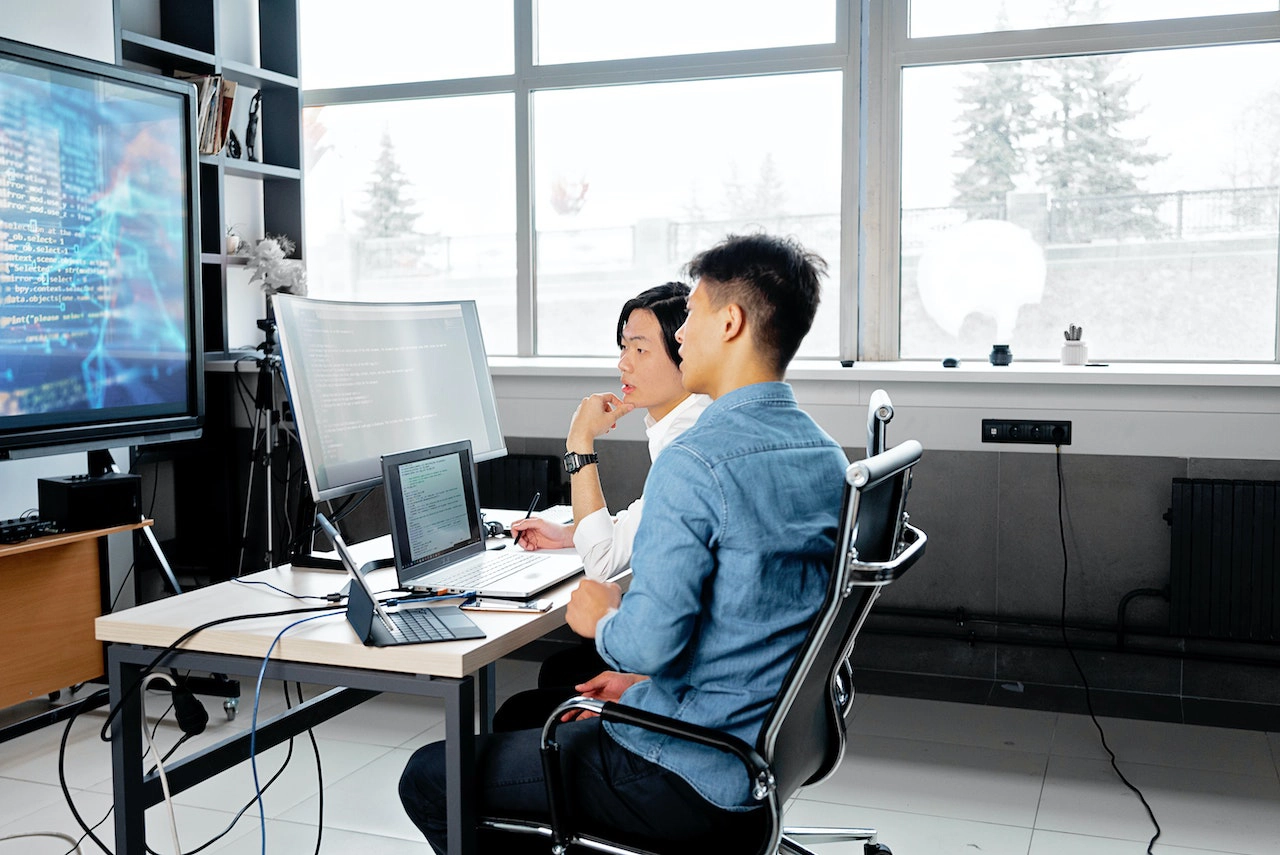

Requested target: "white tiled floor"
[{"left": 2, "top": 661, "right": 1278, "bottom": 854}]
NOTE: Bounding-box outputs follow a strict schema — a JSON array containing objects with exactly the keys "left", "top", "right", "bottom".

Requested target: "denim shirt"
[{"left": 595, "top": 382, "right": 848, "bottom": 810}]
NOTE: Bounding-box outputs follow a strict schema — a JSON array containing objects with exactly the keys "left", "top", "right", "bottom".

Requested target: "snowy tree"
[
  {"left": 951, "top": 58, "right": 1036, "bottom": 211},
  {"left": 353, "top": 130, "right": 421, "bottom": 239},
  {"left": 1033, "top": 0, "right": 1166, "bottom": 240}
]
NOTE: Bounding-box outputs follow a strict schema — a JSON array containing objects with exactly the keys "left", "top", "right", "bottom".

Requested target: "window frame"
[
  {"left": 301, "top": 2, "right": 1280, "bottom": 364},
  {"left": 302, "top": 0, "right": 859, "bottom": 359},
  {"left": 864, "top": 3, "right": 1280, "bottom": 362}
]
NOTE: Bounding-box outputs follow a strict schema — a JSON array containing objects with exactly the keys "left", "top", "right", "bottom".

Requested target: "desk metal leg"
[
  {"left": 108, "top": 646, "right": 146, "bottom": 853},
  {"left": 478, "top": 663, "right": 496, "bottom": 735},
  {"left": 444, "top": 677, "right": 476, "bottom": 855}
]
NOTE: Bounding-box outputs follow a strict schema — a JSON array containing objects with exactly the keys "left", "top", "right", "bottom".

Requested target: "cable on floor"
[
  {"left": 1056, "top": 445, "right": 1162, "bottom": 854},
  {"left": 250, "top": 612, "right": 337, "bottom": 854}
]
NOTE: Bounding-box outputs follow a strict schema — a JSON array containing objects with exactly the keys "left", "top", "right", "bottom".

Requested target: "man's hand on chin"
[{"left": 566, "top": 579, "right": 622, "bottom": 638}]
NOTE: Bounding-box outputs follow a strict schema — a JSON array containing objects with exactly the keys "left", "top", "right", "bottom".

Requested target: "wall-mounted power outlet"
[{"left": 981, "top": 419, "right": 1072, "bottom": 445}]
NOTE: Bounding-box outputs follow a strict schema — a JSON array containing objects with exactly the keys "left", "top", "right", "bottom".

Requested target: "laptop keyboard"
[
  {"left": 389, "top": 607, "right": 461, "bottom": 642},
  {"left": 434, "top": 550, "right": 542, "bottom": 589}
]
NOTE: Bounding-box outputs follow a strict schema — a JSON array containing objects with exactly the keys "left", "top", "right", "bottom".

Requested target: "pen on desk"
[{"left": 511, "top": 491, "right": 541, "bottom": 547}]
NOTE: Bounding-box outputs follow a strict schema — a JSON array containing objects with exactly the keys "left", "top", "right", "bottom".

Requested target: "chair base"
[{"left": 782, "top": 826, "right": 887, "bottom": 855}]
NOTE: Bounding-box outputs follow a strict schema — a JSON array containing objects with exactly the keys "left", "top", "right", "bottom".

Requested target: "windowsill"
[
  {"left": 488, "top": 357, "right": 1280, "bottom": 459},
  {"left": 489, "top": 356, "right": 1280, "bottom": 388}
]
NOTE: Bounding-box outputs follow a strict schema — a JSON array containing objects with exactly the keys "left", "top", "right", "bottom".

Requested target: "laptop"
[
  {"left": 381, "top": 440, "right": 584, "bottom": 599},
  {"left": 315, "top": 513, "right": 485, "bottom": 646}
]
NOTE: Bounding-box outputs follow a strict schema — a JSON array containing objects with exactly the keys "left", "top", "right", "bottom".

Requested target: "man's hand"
[
  {"left": 560, "top": 670, "right": 649, "bottom": 721},
  {"left": 566, "top": 393, "right": 636, "bottom": 451},
  {"left": 508, "top": 518, "right": 574, "bottom": 550},
  {"left": 566, "top": 579, "right": 622, "bottom": 638}
]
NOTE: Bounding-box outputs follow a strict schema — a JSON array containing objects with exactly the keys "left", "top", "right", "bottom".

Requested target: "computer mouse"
[{"left": 942, "top": 357, "right": 959, "bottom": 367}]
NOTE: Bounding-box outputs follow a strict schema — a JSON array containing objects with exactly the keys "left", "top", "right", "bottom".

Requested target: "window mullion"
[{"left": 515, "top": 0, "right": 536, "bottom": 356}]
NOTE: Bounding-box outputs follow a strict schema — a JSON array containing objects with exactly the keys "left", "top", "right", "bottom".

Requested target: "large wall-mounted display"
[{"left": 0, "top": 36, "right": 203, "bottom": 461}]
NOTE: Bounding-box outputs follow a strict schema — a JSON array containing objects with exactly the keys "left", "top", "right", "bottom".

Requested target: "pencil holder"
[{"left": 1061, "top": 340, "right": 1087, "bottom": 365}]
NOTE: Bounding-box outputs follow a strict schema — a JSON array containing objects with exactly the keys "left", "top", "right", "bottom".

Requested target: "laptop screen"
[{"left": 383, "top": 440, "right": 486, "bottom": 579}]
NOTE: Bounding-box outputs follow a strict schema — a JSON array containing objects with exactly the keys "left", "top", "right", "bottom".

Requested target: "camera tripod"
[{"left": 237, "top": 316, "right": 287, "bottom": 575}]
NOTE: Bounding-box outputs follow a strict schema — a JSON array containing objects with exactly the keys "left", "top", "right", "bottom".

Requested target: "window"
[
  {"left": 880, "top": 4, "right": 1280, "bottom": 362},
  {"left": 533, "top": 73, "right": 843, "bottom": 357},
  {"left": 302, "top": 3, "right": 850, "bottom": 359},
  {"left": 302, "top": 95, "right": 517, "bottom": 352},
  {"left": 301, "top": 2, "right": 1280, "bottom": 364}
]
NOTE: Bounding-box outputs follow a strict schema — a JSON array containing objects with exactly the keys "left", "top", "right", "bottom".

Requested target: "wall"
[{"left": 491, "top": 360, "right": 1280, "bottom": 725}]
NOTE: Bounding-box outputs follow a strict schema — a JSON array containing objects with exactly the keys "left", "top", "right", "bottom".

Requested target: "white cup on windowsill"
[{"left": 1061, "top": 340, "right": 1087, "bottom": 365}]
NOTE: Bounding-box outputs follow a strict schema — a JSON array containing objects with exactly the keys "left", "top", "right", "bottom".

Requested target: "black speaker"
[{"left": 38, "top": 472, "right": 142, "bottom": 531}]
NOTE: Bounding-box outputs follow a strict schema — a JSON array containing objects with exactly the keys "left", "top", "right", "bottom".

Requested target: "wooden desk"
[
  {"left": 96, "top": 550, "right": 583, "bottom": 855},
  {"left": 0, "top": 522, "right": 148, "bottom": 711}
]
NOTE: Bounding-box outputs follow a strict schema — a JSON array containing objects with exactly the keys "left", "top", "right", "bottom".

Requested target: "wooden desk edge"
[{"left": 0, "top": 520, "right": 151, "bottom": 558}]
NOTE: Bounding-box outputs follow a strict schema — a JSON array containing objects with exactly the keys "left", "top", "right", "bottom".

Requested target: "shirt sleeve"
[
  {"left": 572, "top": 498, "right": 643, "bottom": 581},
  {"left": 596, "top": 447, "right": 719, "bottom": 677}
]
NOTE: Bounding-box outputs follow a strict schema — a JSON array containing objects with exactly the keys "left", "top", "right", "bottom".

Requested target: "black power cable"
[{"left": 1056, "top": 445, "right": 1162, "bottom": 853}]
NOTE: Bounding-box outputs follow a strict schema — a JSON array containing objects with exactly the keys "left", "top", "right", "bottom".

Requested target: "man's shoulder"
[{"left": 666, "top": 397, "right": 840, "bottom": 464}]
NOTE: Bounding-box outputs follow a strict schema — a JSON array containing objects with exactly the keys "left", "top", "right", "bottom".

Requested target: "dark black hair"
[
  {"left": 684, "top": 233, "right": 827, "bottom": 371},
  {"left": 616, "top": 281, "right": 691, "bottom": 366}
]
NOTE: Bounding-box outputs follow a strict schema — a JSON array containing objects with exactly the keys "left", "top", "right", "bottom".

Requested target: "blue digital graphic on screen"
[{"left": 0, "top": 59, "right": 191, "bottom": 426}]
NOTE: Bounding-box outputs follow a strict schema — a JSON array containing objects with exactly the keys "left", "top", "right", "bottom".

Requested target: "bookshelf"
[
  {"left": 113, "top": 0, "right": 305, "bottom": 579},
  {"left": 114, "top": 0, "right": 304, "bottom": 352}
]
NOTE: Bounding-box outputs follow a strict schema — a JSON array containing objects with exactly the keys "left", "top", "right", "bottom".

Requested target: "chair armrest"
[
  {"left": 542, "top": 697, "right": 775, "bottom": 802},
  {"left": 848, "top": 521, "right": 927, "bottom": 584}
]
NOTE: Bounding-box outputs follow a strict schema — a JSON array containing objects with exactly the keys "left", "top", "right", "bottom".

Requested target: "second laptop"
[{"left": 382, "top": 440, "right": 583, "bottom": 599}]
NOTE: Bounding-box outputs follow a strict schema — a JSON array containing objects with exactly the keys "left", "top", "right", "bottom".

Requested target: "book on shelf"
[{"left": 173, "top": 71, "right": 238, "bottom": 155}]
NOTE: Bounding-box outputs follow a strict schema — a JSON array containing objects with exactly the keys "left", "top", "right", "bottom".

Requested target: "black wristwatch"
[{"left": 562, "top": 451, "right": 599, "bottom": 475}]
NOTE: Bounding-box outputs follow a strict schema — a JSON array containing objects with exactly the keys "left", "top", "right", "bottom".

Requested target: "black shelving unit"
[
  {"left": 114, "top": 0, "right": 303, "bottom": 352},
  {"left": 114, "top": 0, "right": 304, "bottom": 580}
]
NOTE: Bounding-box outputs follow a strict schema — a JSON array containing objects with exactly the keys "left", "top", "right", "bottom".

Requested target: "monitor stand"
[{"left": 286, "top": 499, "right": 394, "bottom": 572}]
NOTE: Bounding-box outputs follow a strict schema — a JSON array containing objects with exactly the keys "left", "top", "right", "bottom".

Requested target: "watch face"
[{"left": 563, "top": 452, "right": 595, "bottom": 474}]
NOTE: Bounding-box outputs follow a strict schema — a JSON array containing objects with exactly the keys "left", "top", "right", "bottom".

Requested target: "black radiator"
[
  {"left": 476, "top": 454, "right": 567, "bottom": 512},
  {"left": 1167, "top": 478, "right": 1279, "bottom": 642}
]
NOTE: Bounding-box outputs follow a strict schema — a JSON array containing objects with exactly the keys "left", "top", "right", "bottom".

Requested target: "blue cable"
[
  {"left": 247, "top": 591, "right": 475, "bottom": 851},
  {"left": 250, "top": 611, "right": 339, "bottom": 854}
]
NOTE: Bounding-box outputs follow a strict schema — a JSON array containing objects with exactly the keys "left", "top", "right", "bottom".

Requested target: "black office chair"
[{"left": 479, "top": 439, "right": 927, "bottom": 855}]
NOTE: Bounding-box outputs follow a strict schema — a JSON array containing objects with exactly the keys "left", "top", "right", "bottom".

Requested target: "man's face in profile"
[{"left": 674, "top": 279, "right": 717, "bottom": 396}]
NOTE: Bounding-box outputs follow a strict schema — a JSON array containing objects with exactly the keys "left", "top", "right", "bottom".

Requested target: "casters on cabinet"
[{"left": 224, "top": 697, "right": 238, "bottom": 721}]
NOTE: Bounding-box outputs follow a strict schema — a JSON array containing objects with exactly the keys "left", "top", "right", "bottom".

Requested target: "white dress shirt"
[{"left": 571, "top": 393, "right": 711, "bottom": 580}]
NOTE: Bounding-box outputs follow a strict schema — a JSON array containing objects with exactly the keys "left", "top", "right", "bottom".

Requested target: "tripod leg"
[
  {"left": 237, "top": 405, "right": 269, "bottom": 575},
  {"left": 93, "top": 450, "right": 184, "bottom": 595}
]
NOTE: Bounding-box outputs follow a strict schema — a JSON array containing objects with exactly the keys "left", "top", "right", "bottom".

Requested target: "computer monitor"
[
  {"left": 272, "top": 296, "right": 506, "bottom": 503},
  {"left": 0, "top": 36, "right": 204, "bottom": 465}
]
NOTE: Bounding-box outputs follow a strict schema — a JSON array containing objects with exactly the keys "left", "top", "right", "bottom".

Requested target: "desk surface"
[{"left": 96, "top": 536, "right": 583, "bottom": 679}]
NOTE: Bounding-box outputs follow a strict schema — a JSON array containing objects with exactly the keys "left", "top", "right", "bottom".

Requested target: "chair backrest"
[
  {"left": 866, "top": 388, "right": 894, "bottom": 458},
  {"left": 757, "top": 439, "right": 925, "bottom": 801}
]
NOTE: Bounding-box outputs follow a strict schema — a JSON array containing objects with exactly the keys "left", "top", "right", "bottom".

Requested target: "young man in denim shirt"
[{"left": 400, "top": 233, "right": 849, "bottom": 852}]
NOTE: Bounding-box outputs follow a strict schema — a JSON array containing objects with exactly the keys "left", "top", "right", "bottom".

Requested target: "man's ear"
[{"left": 722, "top": 302, "right": 746, "bottom": 341}]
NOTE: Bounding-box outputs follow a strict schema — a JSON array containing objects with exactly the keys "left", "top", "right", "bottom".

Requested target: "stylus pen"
[{"left": 511, "top": 491, "right": 541, "bottom": 547}]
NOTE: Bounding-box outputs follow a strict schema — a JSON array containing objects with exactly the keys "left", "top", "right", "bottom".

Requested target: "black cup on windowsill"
[{"left": 989, "top": 344, "right": 1013, "bottom": 366}]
